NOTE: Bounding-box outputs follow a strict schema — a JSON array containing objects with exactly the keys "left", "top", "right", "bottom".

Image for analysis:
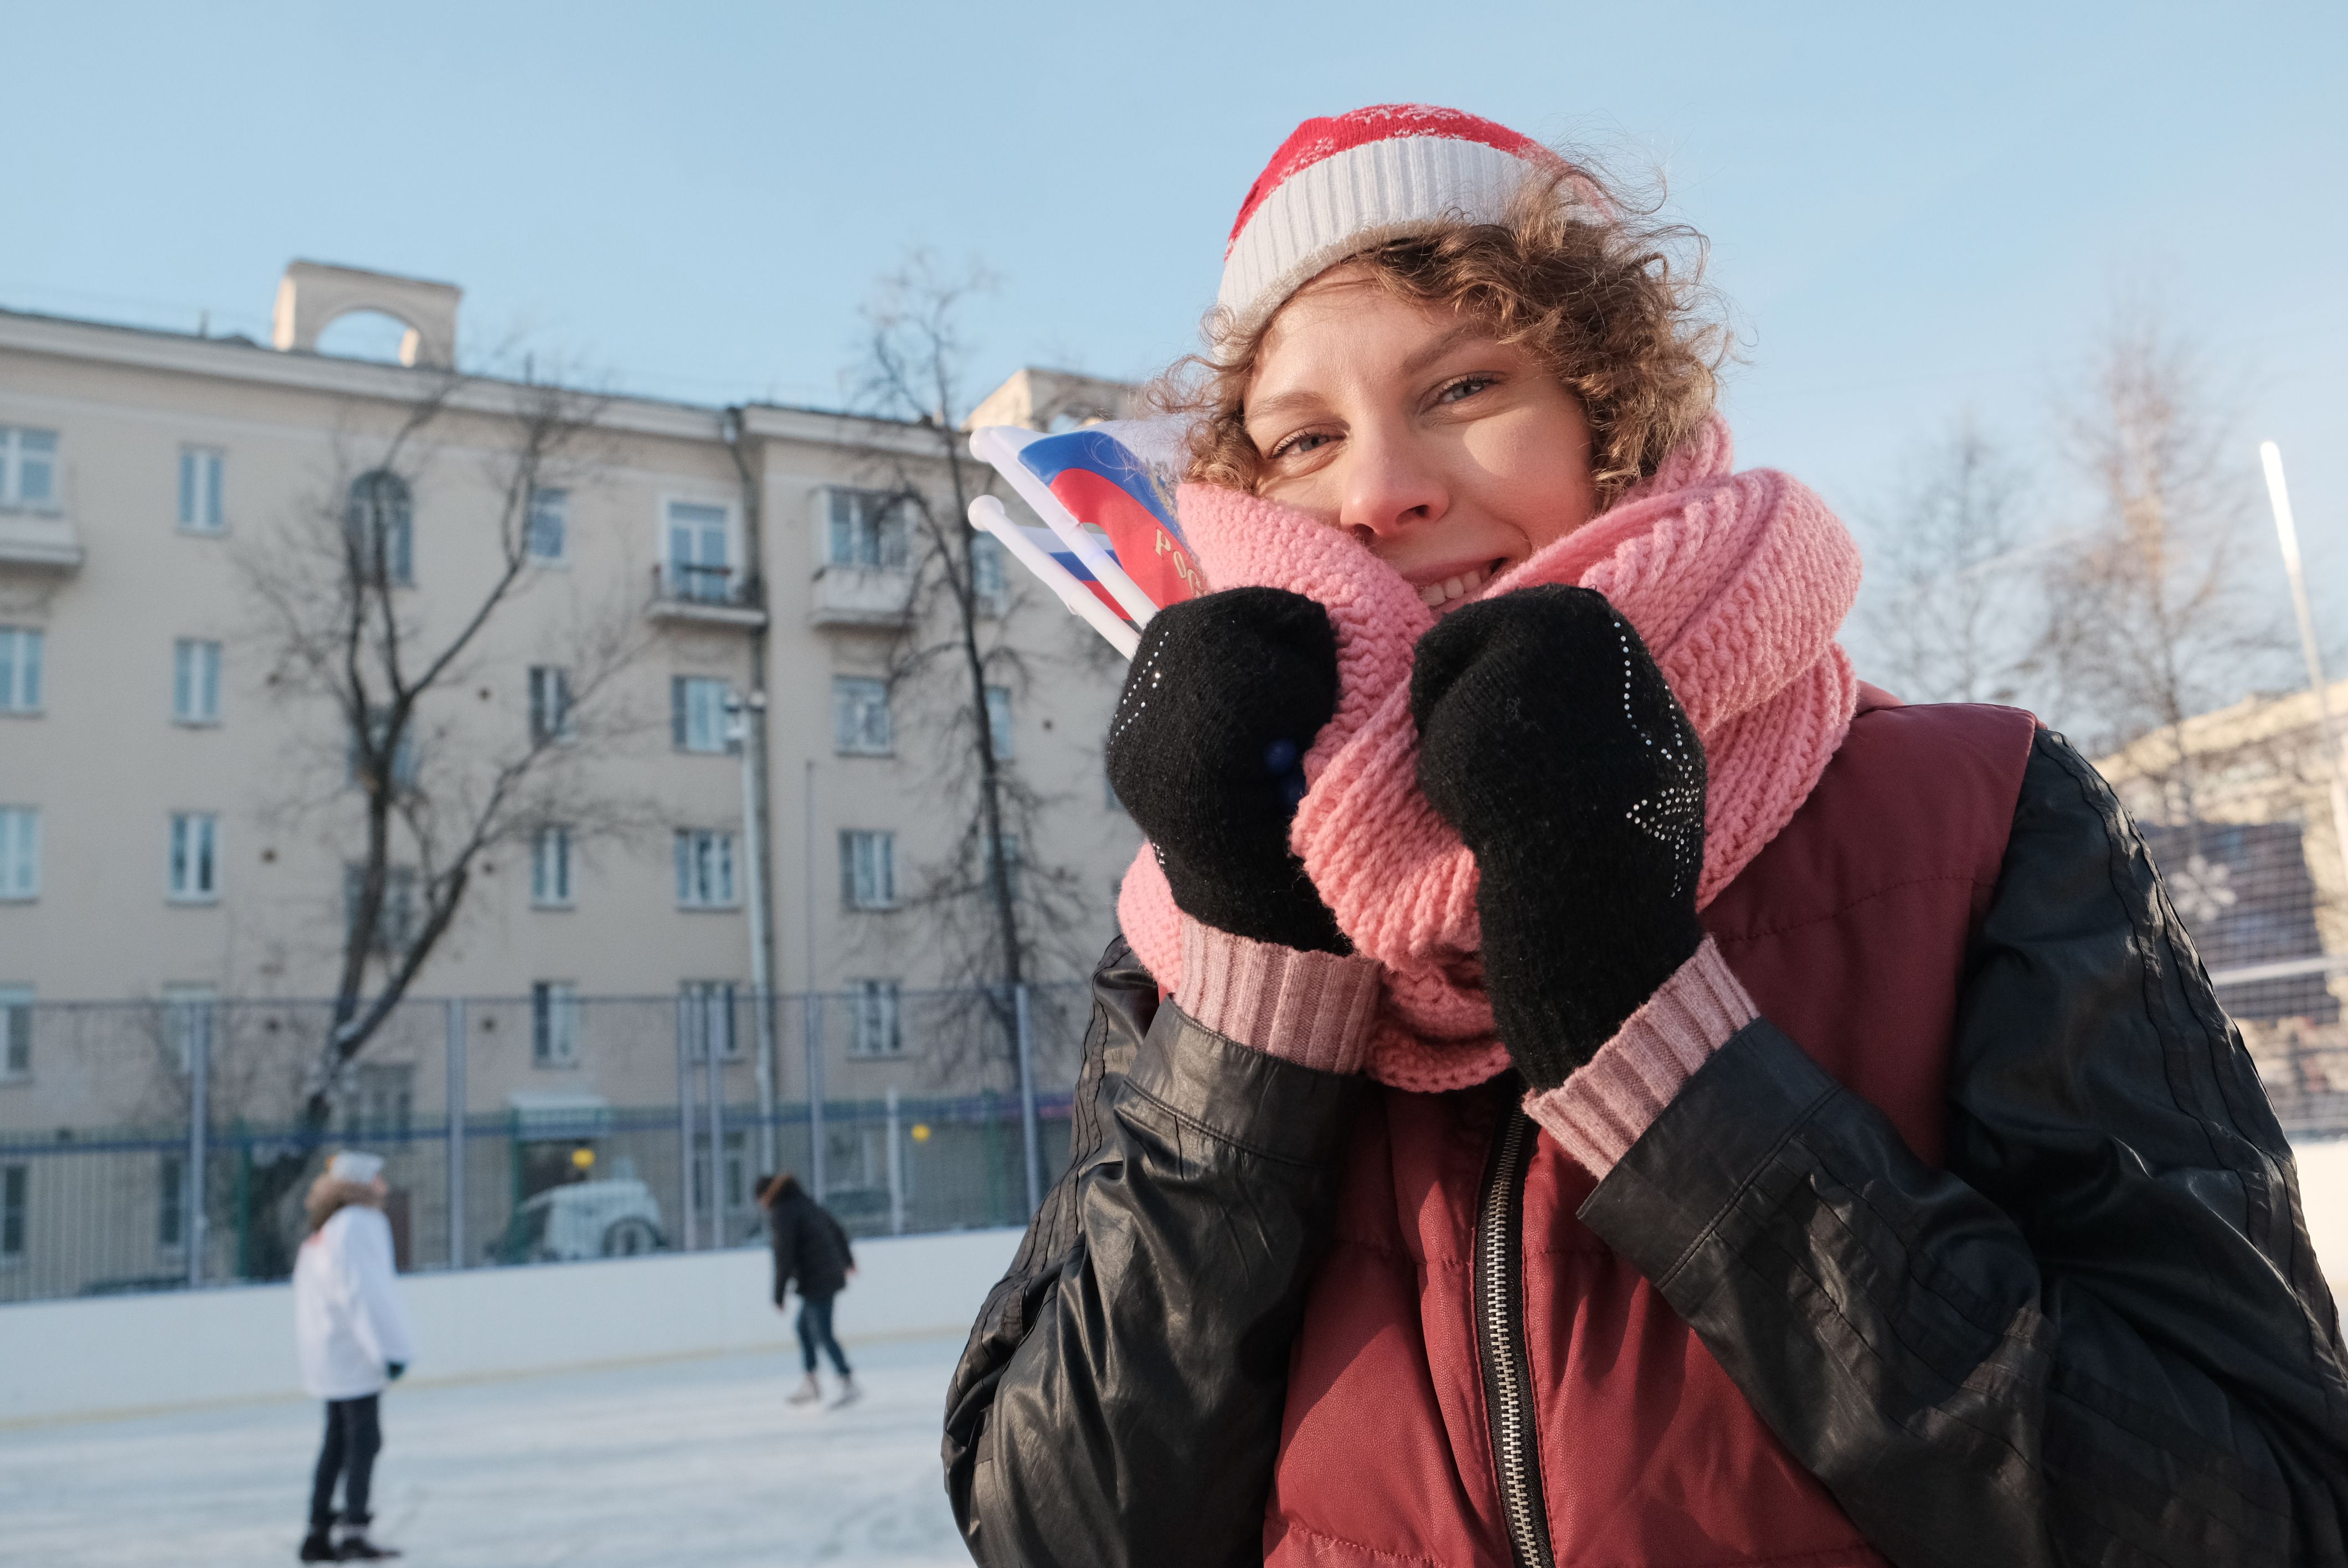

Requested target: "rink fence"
[
  {"left": 9, "top": 886, "right": 2348, "bottom": 1311},
  {"left": 0, "top": 983, "right": 1088, "bottom": 1306}
]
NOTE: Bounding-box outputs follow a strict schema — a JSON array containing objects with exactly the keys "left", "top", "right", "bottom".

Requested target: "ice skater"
[
  {"left": 292, "top": 1150, "right": 414, "bottom": 1561},
  {"left": 756, "top": 1171, "right": 858, "bottom": 1409}
]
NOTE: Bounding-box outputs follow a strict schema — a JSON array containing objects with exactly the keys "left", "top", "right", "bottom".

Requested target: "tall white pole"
[
  {"left": 885, "top": 1085, "right": 904, "bottom": 1237},
  {"left": 2259, "top": 441, "right": 2348, "bottom": 919},
  {"left": 727, "top": 690, "right": 777, "bottom": 1173},
  {"left": 445, "top": 999, "right": 466, "bottom": 1270},
  {"left": 185, "top": 1008, "right": 209, "bottom": 1289},
  {"left": 1014, "top": 984, "right": 1041, "bottom": 1219}
]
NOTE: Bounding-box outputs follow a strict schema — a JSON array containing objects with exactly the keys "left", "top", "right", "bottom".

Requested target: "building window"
[
  {"left": 972, "top": 533, "right": 1006, "bottom": 611},
  {"left": 671, "top": 677, "right": 732, "bottom": 754},
  {"left": 158, "top": 1153, "right": 186, "bottom": 1251},
  {"left": 691, "top": 1128, "right": 749, "bottom": 1219},
  {"left": 832, "top": 677, "right": 892, "bottom": 756},
  {"left": 345, "top": 470, "right": 414, "bottom": 585},
  {"left": 665, "top": 501, "right": 733, "bottom": 602},
  {"left": 674, "top": 829, "right": 737, "bottom": 908},
  {"left": 168, "top": 814, "right": 219, "bottom": 902},
  {"left": 0, "top": 808, "right": 37, "bottom": 900},
  {"left": 0, "top": 427, "right": 57, "bottom": 510},
  {"left": 1, "top": 1164, "right": 24, "bottom": 1262},
  {"left": 981, "top": 831, "right": 1022, "bottom": 904},
  {"left": 347, "top": 1063, "right": 415, "bottom": 1134},
  {"left": 527, "top": 487, "right": 568, "bottom": 563},
  {"left": 985, "top": 685, "right": 1015, "bottom": 761},
  {"left": 178, "top": 447, "right": 224, "bottom": 533},
  {"left": 349, "top": 708, "right": 420, "bottom": 792},
  {"left": 528, "top": 666, "right": 573, "bottom": 744},
  {"left": 532, "top": 826, "right": 573, "bottom": 907},
  {"left": 344, "top": 864, "right": 419, "bottom": 953},
  {"left": 681, "top": 981, "right": 740, "bottom": 1060},
  {"left": 532, "top": 982, "right": 580, "bottom": 1066},
  {"left": 847, "top": 979, "right": 903, "bottom": 1057},
  {"left": 162, "top": 985, "right": 215, "bottom": 1074},
  {"left": 0, "top": 987, "right": 30, "bottom": 1080},
  {"left": 0, "top": 627, "right": 42, "bottom": 714},
  {"left": 825, "top": 488, "right": 911, "bottom": 570},
  {"left": 840, "top": 830, "right": 896, "bottom": 911},
  {"left": 173, "top": 639, "right": 222, "bottom": 724}
]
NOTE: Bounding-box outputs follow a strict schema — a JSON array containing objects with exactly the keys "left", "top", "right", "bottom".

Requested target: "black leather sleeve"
[
  {"left": 943, "top": 935, "right": 1363, "bottom": 1567},
  {"left": 1582, "top": 729, "right": 2348, "bottom": 1567}
]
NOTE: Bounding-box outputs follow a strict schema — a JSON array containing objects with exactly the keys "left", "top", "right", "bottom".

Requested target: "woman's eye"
[
  {"left": 1270, "top": 430, "right": 1335, "bottom": 460},
  {"left": 1436, "top": 375, "right": 1498, "bottom": 405}
]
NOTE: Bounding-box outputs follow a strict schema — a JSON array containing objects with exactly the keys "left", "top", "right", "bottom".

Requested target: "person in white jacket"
[{"left": 292, "top": 1151, "right": 415, "bottom": 1562}]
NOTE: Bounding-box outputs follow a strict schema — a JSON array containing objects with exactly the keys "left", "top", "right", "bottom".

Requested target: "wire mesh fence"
[
  {"left": 2144, "top": 818, "right": 2348, "bottom": 1138},
  {"left": 0, "top": 983, "right": 1088, "bottom": 1306}
]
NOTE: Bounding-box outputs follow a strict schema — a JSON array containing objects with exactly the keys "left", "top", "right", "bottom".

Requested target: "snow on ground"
[{"left": 0, "top": 1333, "right": 971, "bottom": 1568}]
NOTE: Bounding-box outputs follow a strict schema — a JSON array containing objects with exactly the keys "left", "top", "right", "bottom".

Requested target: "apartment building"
[{"left": 0, "top": 264, "right": 1142, "bottom": 1199}]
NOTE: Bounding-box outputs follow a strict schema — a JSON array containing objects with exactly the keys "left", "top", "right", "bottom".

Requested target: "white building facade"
[{"left": 0, "top": 266, "right": 1144, "bottom": 1285}]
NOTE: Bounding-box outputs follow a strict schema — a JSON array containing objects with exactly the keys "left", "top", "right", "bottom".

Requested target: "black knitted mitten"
[
  {"left": 1106, "top": 587, "right": 1350, "bottom": 954},
  {"left": 1410, "top": 586, "right": 1707, "bottom": 1090}
]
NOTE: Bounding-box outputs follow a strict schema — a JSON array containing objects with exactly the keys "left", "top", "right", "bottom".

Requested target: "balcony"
[
  {"left": 0, "top": 509, "right": 83, "bottom": 572},
  {"left": 647, "top": 563, "right": 765, "bottom": 628},
  {"left": 809, "top": 564, "right": 914, "bottom": 629}
]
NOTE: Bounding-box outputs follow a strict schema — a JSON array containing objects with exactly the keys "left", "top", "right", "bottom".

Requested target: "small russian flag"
[{"left": 1011, "top": 430, "right": 1203, "bottom": 611}]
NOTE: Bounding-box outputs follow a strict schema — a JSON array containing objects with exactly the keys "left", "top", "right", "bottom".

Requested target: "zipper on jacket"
[{"left": 1473, "top": 1108, "right": 1554, "bottom": 1568}]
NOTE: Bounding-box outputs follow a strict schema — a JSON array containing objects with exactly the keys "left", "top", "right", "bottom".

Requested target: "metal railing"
[
  {"left": 650, "top": 561, "right": 759, "bottom": 610},
  {"left": 0, "top": 983, "right": 1088, "bottom": 1306}
]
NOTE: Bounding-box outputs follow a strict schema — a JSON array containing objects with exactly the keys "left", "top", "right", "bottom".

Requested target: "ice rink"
[{"left": 1, "top": 1333, "right": 972, "bottom": 1567}]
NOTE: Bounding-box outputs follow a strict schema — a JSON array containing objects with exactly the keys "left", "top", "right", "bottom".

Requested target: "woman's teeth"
[{"left": 1417, "top": 566, "right": 1488, "bottom": 607}]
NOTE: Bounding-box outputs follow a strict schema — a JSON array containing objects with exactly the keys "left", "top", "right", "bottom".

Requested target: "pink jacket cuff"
[
  {"left": 1522, "top": 937, "right": 1757, "bottom": 1179},
  {"left": 1173, "top": 917, "right": 1382, "bottom": 1076}
]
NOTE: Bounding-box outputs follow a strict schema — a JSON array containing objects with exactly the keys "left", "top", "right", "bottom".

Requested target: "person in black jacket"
[{"left": 758, "top": 1172, "right": 858, "bottom": 1409}]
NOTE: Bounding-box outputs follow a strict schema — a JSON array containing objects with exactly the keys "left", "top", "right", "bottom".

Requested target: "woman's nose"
[{"left": 1337, "top": 433, "right": 1447, "bottom": 548}]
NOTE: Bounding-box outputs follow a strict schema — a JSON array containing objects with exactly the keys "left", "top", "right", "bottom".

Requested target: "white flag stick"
[
  {"left": 968, "top": 428, "right": 1161, "bottom": 627},
  {"left": 969, "top": 496, "right": 1140, "bottom": 658}
]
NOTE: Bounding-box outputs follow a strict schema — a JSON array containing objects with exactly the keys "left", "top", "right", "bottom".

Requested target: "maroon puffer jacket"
[{"left": 1264, "top": 691, "right": 2030, "bottom": 1564}]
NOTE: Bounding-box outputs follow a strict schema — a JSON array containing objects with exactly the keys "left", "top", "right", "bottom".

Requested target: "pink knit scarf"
[{"left": 1115, "top": 416, "right": 1863, "bottom": 1092}]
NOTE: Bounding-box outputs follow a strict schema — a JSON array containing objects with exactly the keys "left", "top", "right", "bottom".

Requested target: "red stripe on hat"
[{"left": 1226, "top": 104, "right": 1558, "bottom": 255}]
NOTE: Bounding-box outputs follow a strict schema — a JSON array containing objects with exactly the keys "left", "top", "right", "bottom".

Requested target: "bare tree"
[
  {"left": 231, "top": 366, "right": 651, "bottom": 1272},
  {"left": 2031, "top": 302, "right": 2283, "bottom": 821},
  {"left": 1859, "top": 420, "right": 2040, "bottom": 705},
  {"left": 848, "top": 254, "right": 1096, "bottom": 1064}
]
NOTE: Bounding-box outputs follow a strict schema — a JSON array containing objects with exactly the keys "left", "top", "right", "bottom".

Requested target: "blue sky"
[{"left": 8, "top": 1, "right": 2345, "bottom": 656}]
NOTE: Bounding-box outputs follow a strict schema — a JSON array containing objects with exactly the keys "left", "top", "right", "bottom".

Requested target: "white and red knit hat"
[{"left": 1216, "top": 104, "right": 1585, "bottom": 344}]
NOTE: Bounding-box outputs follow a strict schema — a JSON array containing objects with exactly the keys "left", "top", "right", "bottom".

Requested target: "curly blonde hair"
[{"left": 1152, "top": 158, "right": 1726, "bottom": 507}]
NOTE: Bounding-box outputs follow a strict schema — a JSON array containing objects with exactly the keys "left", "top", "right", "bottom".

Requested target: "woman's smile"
[{"left": 1400, "top": 556, "right": 1506, "bottom": 611}]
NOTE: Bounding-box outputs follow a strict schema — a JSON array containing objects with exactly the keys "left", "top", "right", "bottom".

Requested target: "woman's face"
[{"left": 1243, "top": 266, "right": 1600, "bottom": 614}]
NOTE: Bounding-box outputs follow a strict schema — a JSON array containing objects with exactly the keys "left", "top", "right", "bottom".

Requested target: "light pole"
[
  {"left": 725, "top": 688, "right": 777, "bottom": 1173},
  {"left": 2259, "top": 441, "right": 2348, "bottom": 913}
]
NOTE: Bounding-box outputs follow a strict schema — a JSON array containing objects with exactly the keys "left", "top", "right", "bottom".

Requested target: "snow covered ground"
[{"left": 0, "top": 1333, "right": 972, "bottom": 1567}]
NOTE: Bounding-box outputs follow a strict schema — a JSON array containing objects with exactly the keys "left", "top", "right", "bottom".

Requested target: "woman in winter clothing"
[
  {"left": 759, "top": 1172, "right": 859, "bottom": 1408},
  {"left": 944, "top": 105, "right": 2348, "bottom": 1567},
  {"left": 293, "top": 1150, "right": 415, "bottom": 1562}
]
